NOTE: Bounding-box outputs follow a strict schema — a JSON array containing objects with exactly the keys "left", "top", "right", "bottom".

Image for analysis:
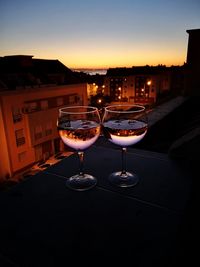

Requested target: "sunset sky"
[{"left": 1, "top": 0, "right": 200, "bottom": 69}]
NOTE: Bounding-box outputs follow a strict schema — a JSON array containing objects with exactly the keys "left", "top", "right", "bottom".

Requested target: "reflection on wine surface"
[
  {"left": 58, "top": 120, "right": 100, "bottom": 150},
  {"left": 103, "top": 119, "right": 147, "bottom": 147}
]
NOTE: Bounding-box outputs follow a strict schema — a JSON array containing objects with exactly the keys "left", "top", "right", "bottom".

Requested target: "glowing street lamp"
[{"left": 147, "top": 80, "right": 151, "bottom": 86}]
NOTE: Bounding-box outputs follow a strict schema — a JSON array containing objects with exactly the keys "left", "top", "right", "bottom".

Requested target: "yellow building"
[{"left": 0, "top": 83, "right": 88, "bottom": 180}]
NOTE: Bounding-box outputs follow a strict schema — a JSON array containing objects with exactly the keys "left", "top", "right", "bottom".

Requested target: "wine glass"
[
  {"left": 57, "top": 106, "right": 101, "bottom": 191},
  {"left": 102, "top": 104, "right": 148, "bottom": 188}
]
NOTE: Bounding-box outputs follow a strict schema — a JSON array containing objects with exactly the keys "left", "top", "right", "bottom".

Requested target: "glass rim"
[
  {"left": 59, "top": 105, "right": 99, "bottom": 115},
  {"left": 104, "top": 104, "right": 145, "bottom": 113}
]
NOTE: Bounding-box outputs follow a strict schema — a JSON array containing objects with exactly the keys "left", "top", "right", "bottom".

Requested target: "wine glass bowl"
[
  {"left": 102, "top": 104, "right": 148, "bottom": 187},
  {"left": 57, "top": 106, "right": 101, "bottom": 191}
]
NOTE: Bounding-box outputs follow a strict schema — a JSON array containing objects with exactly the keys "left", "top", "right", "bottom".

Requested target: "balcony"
[{"left": 0, "top": 96, "right": 199, "bottom": 266}]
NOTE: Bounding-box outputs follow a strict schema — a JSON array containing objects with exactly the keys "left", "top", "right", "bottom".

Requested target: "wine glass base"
[
  {"left": 66, "top": 174, "right": 97, "bottom": 191},
  {"left": 108, "top": 171, "right": 139, "bottom": 188}
]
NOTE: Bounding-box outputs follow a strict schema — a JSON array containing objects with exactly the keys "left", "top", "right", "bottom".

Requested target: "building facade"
[
  {"left": 104, "top": 66, "right": 184, "bottom": 104},
  {"left": 0, "top": 83, "right": 88, "bottom": 180},
  {"left": 185, "top": 29, "right": 200, "bottom": 96},
  {"left": 104, "top": 74, "right": 157, "bottom": 104}
]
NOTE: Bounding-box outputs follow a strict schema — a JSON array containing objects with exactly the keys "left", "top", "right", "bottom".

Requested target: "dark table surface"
[{"left": 0, "top": 144, "right": 197, "bottom": 266}]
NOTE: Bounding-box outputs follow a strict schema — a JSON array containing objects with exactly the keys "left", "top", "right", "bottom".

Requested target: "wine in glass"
[
  {"left": 57, "top": 106, "right": 101, "bottom": 191},
  {"left": 102, "top": 104, "right": 148, "bottom": 188}
]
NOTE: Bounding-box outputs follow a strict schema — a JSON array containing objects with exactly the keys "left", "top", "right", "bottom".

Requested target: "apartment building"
[
  {"left": 104, "top": 66, "right": 185, "bottom": 104},
  {"left": 104, "top": 75, "right": 156, "bottom": 104},
  {"left": 0, "top": 83, "right": 88, "bottom": 180}
]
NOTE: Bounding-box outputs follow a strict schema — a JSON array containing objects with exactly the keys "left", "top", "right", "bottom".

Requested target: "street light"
[{"left": 147, "top": 80, "right": 151, "bottom": 86}]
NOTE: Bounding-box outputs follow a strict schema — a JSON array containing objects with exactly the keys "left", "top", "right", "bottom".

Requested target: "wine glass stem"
[
  {"left": 78, "top": 151, "right": 84, "bottom": 176},
  {"left": 121, "top": 147, "right": 127, "bottom": 175}
]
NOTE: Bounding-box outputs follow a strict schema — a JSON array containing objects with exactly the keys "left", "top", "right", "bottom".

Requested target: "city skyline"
[{"left": 1, "top": 0, "right": 200, "bottom": 68}]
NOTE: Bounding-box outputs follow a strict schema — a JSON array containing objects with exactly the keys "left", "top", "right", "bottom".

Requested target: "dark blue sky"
[{"left": 1, "top": 0, "right": 200, "bottom": 68}]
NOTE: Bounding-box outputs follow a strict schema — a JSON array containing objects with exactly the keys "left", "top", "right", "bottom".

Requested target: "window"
[
  {"left": 69, "top": 95, "right": 75, "bottom": 104},
  {"left": 12, "top": 107, "right": 22, "bottom": 123},
  {"left": 35, "top": 144, "right": 43, "bottom": 161},
  {"left": 23, "top": 101, "right": 38, "bottom": 113},
  {"left": 15, "top": 129, "right": 25, "bottom": 147},
  {"left": 69, "top": 94, "right": 80, "bottom": 104},
  {"left": 29, "top": 102, "right": 38, "bottom": 112},
  {"left": 45, "top": 121, "right": 53, "bottom": 136},
  {"left": 75, "top": 95, "right": 80, "bottom": 104},
  {"left": 34, "top": 125, "right": 43, "bottom": 140},
  {"left": 135, "top": 76, "right": 150, "bottom": 99},
  {"left": 57, "top": 97, "right": 63, "bottom": 106},
  {"left": 40, "top": 100, "right": 48, "bottom": 110}
]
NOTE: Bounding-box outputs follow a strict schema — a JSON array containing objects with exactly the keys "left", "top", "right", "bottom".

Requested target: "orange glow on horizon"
[
  {"left": 64, "top": 56, "right": 186, "bottom": 69},
  {"left": 60, "top": 47, "right": 187, "bottom": 69},
  {"left": 0, "top": 41, "right": 187, "bottom": 69}
]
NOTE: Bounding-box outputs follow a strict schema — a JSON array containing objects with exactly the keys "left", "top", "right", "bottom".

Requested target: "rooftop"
[
  {"left": 106, "top": 65, "right": 185, "bottom": 76},
  {"left": 0, "top": 55, "right": 82, "bottom": 90}
]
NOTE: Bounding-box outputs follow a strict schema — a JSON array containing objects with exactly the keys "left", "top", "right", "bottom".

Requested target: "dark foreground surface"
[
  {"left": 0, "top": 143, "right": 199, "bottom": 266},
  {"left": 136, "top": 96, "right": 200, "bottom": 155},
  {"left": 1, "top": 96, "right": 200, "bottom": 266}
]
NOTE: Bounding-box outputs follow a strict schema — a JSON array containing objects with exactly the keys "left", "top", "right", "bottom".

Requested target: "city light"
[{"left": 147, "top": 81, "right": 152, "bottom": 86}]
